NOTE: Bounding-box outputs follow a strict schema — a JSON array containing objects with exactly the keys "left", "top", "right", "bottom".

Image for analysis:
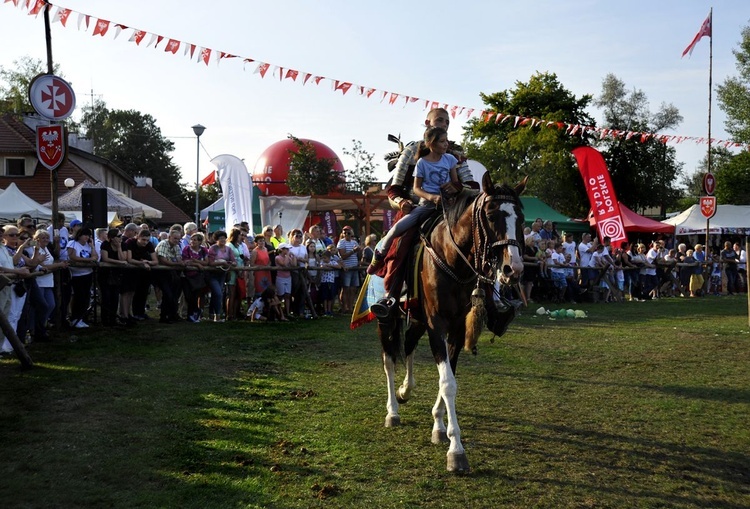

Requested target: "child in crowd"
[
  {"left": 319, "top": 250, "right": 339, "bottom": 317},
  {"left": 258, "top": 285, "right": 287, "bottom": 322}
]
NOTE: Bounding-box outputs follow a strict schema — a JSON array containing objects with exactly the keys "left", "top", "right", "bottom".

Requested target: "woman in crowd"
[
  {"left": 99, "top": 229, "right": 128, "bottom": 327},
  {"left": 181, "top": 232, "right": 210, "bottom": 323},
  {"left": 225, "top": 228, "right": 245, "bottom": 320},
  {"left": 207, "top": 230, "right": 236, "bottom": 322},
  {"left": 0, "top": 225, "right": 32, "bottom": 354},
  {"left": 125, "top": 229, "right": 158, "bottom": 323},
  {"left": 249, "top": 234, "right": 272, "bottom": 298},
  {"left": 29, "top": 229, "right": 66, "bottom": 341},
  {"left": 305, "top": 239, "right": 321, "bottom": 315},
  {"left": 16, "top": 230, "right": 51, "bottom": 342},
  {"left": 67, "top": 227, "right": 98, "bottom": 328}
]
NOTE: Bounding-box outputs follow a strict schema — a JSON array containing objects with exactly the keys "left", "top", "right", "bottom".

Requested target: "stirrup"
[{"left": 370, "top": 297, "right": 395, "bottom": 319}]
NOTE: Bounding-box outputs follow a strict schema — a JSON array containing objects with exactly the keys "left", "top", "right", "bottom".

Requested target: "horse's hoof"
[
  {"left": 384, "top": 415, "right": 400, "bottom": 427},
  {"left": 447, "top": 452, "right": 470, "bottom": 473},
  {"left": 396, "top": 395, "right": 408, "bottom": 404},
  {"left": 431, "top": 430, "right": 449, "bottom": 444}
]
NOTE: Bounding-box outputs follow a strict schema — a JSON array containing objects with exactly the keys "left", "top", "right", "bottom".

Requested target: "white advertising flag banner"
[{"left": 212, "top": 154, "right": 254, "bottom": 234}]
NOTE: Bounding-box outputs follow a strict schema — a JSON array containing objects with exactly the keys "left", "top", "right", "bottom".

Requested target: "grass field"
[{"left": 1, "top": 296, "right": 749, "bottom": 508}]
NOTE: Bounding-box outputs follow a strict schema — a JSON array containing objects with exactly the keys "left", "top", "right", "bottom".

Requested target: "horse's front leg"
[
  {"left": 436, "top": 359, "right": 469, "bottom": 472},
  {"left": 383, "top": 352, "right": 401, "bottom": 427}
]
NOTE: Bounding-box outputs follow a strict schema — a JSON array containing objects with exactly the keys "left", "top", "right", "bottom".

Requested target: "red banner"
[{"left": 572, "top": 146, "right": 627, "bottom": 245}]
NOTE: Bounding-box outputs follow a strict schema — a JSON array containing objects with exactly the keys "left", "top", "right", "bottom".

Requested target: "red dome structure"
[{"left": 252, "top": 138, "right": 345, "bottom": 196}]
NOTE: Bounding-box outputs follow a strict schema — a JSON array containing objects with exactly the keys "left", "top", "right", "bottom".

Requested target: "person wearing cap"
[
  {"left": 274, "top": 243, "right": 294, "bottom": 316},
  {"left": 270, "top": 224, "right": 284, "bottom": 250},
  {"left": 337, "top": 226, "right": 361, "bottom": 314}
]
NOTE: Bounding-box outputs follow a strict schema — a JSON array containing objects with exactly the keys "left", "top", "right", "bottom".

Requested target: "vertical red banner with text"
[{"left": 572, "top": 146, "right": 627, "bottom": 246}]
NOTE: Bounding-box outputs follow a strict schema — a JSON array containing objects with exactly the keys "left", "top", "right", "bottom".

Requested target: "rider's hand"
[
  {"left": 432, "top": 195, "right": 442, "bottom": 206},
  {"left": 400, "top": 201, "right": 414, "bottom": 214}
]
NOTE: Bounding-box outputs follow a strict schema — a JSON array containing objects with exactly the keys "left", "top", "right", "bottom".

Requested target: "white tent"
[
  {"left": 662, "top": 204, "right": 750, "bottom": 235},
  {"left": 0, "top": 183, "right": 76, "bottom": 222}
]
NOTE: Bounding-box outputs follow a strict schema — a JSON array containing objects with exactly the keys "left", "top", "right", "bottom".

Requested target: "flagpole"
[{"left": 705, "top": 7, "right": 713, "bottom": 254}]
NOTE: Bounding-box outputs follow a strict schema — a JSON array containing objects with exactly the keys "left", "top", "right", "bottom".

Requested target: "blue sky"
[{"left": 1, "top": 0, "right": 748, "bottom": 191}]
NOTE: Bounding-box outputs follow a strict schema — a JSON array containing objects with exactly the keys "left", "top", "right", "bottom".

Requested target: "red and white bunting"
[{"left": 6, "top": 0, "right": 748, "bottom": 153}]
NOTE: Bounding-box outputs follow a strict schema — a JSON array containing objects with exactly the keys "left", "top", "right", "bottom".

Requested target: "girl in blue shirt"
[{"left": 370, "top": 127, "right": 459, "bottom": 269}]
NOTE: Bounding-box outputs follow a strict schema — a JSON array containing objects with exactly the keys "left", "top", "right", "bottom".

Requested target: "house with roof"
[
  {"left": 0, "top": 113, "right": 190, "bottom": 228},
  {"left": 0, "top": 113, "right": 134, "bottom": 204}
]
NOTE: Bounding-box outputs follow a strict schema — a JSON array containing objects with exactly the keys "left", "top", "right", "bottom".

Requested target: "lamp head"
[
  {"left": 64, "top": 178, "right": 75, "bottom": 189},
  {"left": 191, "top": 124, "right": 206, "bottom": 137}
]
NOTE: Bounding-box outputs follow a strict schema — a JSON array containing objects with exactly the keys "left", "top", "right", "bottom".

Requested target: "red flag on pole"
[
  {"left": 682, "top": 11, "right": 712, "bottom": 58},
  {"left": 200, "top": 170, "right": 216, "bottom": 187}
]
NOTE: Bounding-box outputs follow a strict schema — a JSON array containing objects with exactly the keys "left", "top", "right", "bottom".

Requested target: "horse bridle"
[{"left": 426, "top": 190, "right": 521, "bottom": 285}]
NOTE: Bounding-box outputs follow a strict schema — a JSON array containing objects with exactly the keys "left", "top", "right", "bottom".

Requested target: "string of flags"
[{"left": 5, "top": 0, "right": 748, "bottom": 152}]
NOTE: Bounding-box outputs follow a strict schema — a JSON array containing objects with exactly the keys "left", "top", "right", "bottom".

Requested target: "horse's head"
[{"left": 480, "top": 172, "right": 527, "bottom": 284}]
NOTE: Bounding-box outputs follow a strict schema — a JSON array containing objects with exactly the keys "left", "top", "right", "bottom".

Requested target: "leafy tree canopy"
[
  {"left": 342, "top": 139, "right": 376, "bottom": 194},
  {"left": 462, "top": 72, "right": 594, "bottom": 217},
  {"left": 77, "top": 100, "right": 188, "bottom": 208},
  {"left": 717, "top": 25, "right": 750, "bottom": 144},
  {"left": 0, "top": 56, "right": 61, "bottom": 114},
  {"left": 593, "top": 74, "right": 683, "bottom": 216},
  {"left": 286, "top": 135, "right": 343, "bottom": 195}
]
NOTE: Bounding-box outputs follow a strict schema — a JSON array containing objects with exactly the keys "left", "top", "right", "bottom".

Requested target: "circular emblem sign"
[
  {"left": 703, "top": 172, "right": 716, "bottom": 196},
  {"left": 29, "top": 74, "right": 76, "bottom": 121}
]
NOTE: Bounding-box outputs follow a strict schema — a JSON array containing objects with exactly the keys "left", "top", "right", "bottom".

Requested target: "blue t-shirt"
[{"left": 414, "top": 153, "right": 457, "bottom": 195}]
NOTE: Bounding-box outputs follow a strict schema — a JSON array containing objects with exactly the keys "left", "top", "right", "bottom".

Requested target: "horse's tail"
[{"left": 465, "top": 287, "right": 487, "bottom": 354}]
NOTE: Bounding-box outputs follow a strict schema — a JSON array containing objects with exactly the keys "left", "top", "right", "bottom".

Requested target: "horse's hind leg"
[{"left": 431, "top": 391, "right": 448, "bottom": 444}]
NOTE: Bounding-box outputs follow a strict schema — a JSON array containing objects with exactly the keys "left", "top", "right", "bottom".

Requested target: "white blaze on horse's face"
[{"left": 499, "top": 202, "right": 524, "bottom": 277}]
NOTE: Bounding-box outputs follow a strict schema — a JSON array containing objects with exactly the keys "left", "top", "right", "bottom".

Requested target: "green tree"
[
  {"left": 593, "top": 74, "right": 684, "bottom": 216},
  {"left": 713, "top": 24, "right": 750, "bottom": 204},
  {"left": 0, "top": 56, "right": 61, "bottom": 114},
  {"left": 342, "top": 139, "right": 376, "bottom": 194},
  {"left": 717, "top": 24, "right": 750, "bottom": 144},
  {"left": 462, "top": 72, "right": 594, "bottom": 217},
  {"left": 78, "top": 100, "right": 189, "bottom": 210},
  {"left": 286, "top": 135, "right": 342, "bottom": 195}
]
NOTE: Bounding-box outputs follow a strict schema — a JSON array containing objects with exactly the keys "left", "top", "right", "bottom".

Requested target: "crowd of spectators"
[
  {"left": 1, "top": 212, "right": 747, "bottom": 355},
  {"left": 0, "top": 215, "right": 369, "bottom": 354},
  {"left": 517, "top": 218, "right": 747, "bottom": 305}
]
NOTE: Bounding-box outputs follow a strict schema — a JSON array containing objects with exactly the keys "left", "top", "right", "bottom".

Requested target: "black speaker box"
[{"left": 81, "top": 188, "right": 108, "bottom": 229}]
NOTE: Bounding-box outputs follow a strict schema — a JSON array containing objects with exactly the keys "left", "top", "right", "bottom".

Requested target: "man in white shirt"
[{"left": 577, "top": 233, "right": 593, "bottom": 287}]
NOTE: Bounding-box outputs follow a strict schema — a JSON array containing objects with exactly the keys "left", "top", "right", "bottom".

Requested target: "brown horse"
[{"left": 378, "top": 172, "right": 526, "bottom": 473}]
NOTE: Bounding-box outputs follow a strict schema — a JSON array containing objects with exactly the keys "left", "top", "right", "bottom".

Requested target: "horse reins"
[{"left": 425, "top": 191, "right": 521, "bottom": 286}]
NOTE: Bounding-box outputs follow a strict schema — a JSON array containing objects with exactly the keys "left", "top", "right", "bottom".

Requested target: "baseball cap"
[
  {"left": 278, "top": 242, "right": 291, "bottom": 250},
  {"left": 69, "top": 219, "right": 82, "bottom": 228}
]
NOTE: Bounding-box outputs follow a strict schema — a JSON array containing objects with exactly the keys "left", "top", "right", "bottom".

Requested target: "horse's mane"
[{"left": 442, "top": 188, "right": 480, "bottom": 228}]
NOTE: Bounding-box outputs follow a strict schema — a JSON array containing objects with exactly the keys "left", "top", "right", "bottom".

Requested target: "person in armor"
[{"left": 369, "top": 108, "right": 479, "bottom": 319}]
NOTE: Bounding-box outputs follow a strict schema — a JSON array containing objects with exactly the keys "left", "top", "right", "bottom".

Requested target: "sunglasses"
[{"left": 4, "top": 233, "right": 19, "bottom": 237}]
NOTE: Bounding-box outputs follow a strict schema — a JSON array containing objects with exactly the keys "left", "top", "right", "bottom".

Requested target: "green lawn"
[{"left": 1, "top": 296, "right": 749, "bottom": 508}]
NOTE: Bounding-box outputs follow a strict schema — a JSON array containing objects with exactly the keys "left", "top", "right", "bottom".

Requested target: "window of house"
[{"left": 4, "top": 158, "right": 26, "bottom": 176}]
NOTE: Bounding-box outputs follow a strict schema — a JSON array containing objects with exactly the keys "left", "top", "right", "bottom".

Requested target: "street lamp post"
[{"left": 192, "top": 124, "right": 206, "bottom": 225}]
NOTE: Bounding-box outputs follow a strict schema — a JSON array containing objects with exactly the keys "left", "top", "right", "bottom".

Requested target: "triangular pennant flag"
[
  {"left": 129, "top": 30, "right": 147, "bottom": 45},
  {"left": 313, "top": 76, "right": 324, "bottom": 85},
  {"left": 285, "top": 69, "right": 299, "bottom": 81},
  {"left": 113, "top": 24, "right": 127, "bottom": 39},
  {"left": 27, "top": 0, "right": 44, "bottom": 16},
  {"left": 200, "top": 47, "right": 211, "bottom": 65},
  {"left": 255, "top": 62, "right": 270, "bottom": 77},
  {"left": 146, "top": 33, "right": 159, "bottom": 48},
  {"left": 388, "top": 92, "right": 399, "bottom": 105},
  {"left": 53, "top": 7, "right": 71, "bottom": 26},
  {"left": 450, "top": 105, "right": 458, "bottom": 118},
  {"left": 465, "top": 108, "right": 474, "bottom": 118},
  {"left": 365, "top": 88, "right": 376, "bottom": 98},
  {"left": 303, "top": 73, "right": 312, "bottom": 85},
  {"left": 92, "top": 19, "right": 110, "bottom": 37},
  {"left": 334, "top": 81, "right": 353, "bottom": 94},
  {"left": 165, "top": 39, "right": 180, "bottom": 54}
]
